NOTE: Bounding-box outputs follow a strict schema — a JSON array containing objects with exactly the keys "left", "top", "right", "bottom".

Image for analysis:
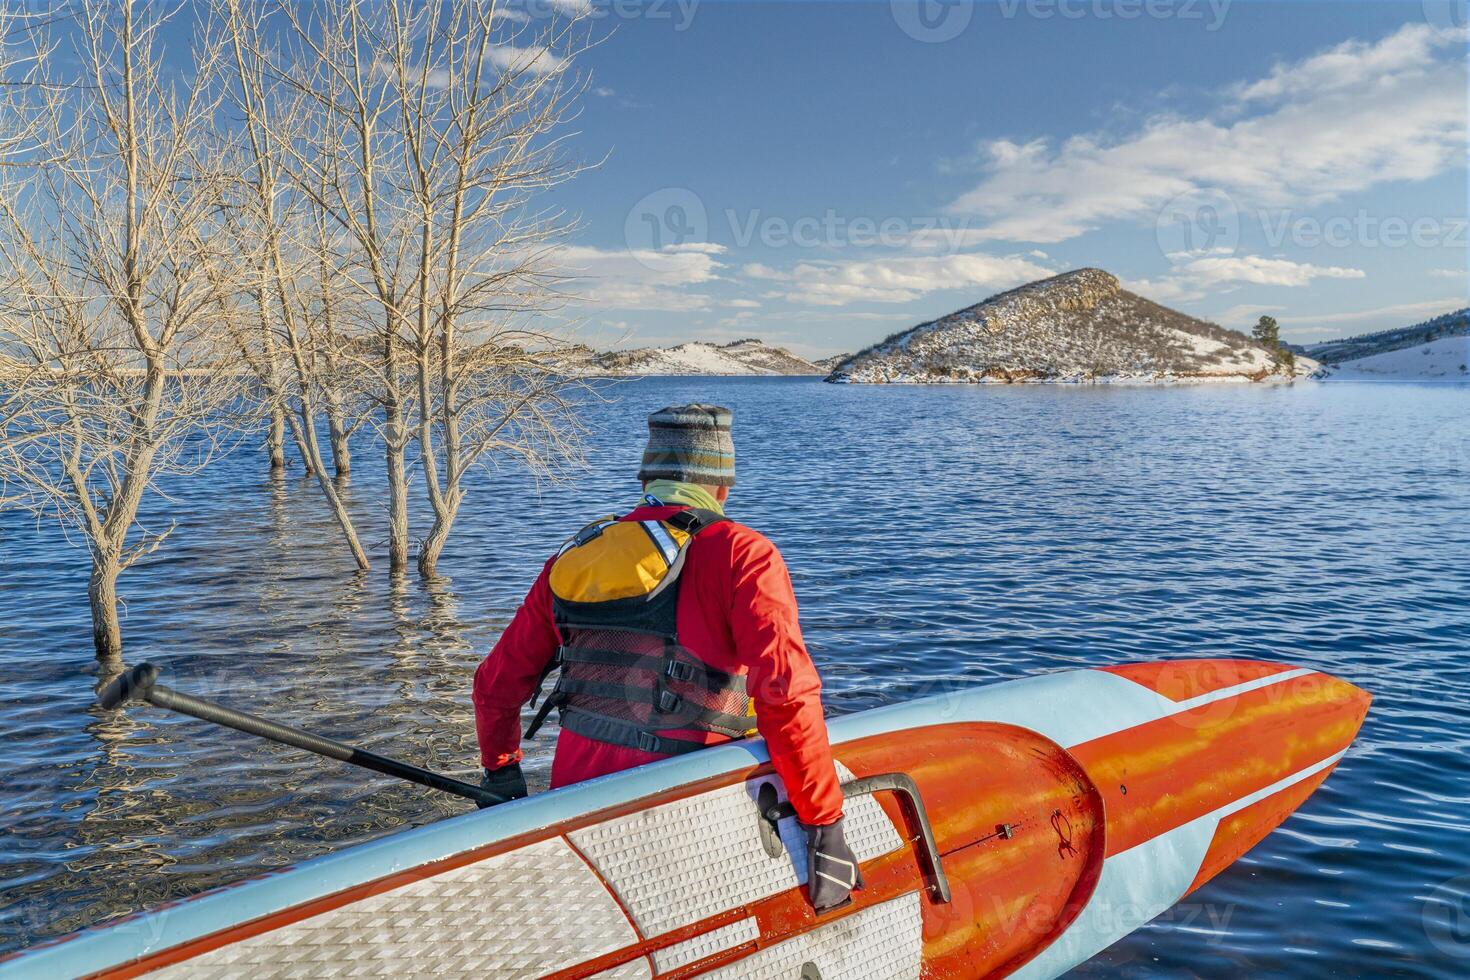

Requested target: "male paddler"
[{"left": 472, "top": 403, "right": 861, "bottom": 912}]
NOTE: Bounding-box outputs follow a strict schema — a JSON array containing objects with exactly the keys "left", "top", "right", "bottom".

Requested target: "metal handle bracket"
[{"left": 759, "top": 771, "right": 952, "bottom": 904}]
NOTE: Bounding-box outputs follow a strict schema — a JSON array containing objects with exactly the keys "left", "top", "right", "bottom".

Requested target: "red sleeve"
[
  {"left": 727, "top": 530, "right": 844, "bottom": 827},
  {"left": 473, "top": 556, "right": 561, "bottom": 770}
]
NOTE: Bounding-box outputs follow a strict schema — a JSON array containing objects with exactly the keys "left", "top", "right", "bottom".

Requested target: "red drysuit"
[{"left": 473, "top": 505, "right": 844, "bottom": 827}]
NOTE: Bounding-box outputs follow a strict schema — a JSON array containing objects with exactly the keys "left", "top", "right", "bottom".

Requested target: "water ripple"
[{"left": 1, "top": 378, "right": 1468, "bottom": 975}]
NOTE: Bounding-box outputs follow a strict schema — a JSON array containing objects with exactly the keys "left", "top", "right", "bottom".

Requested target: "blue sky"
[{"left": 532, "top": 0, "right": 1468, "bottom": 356}]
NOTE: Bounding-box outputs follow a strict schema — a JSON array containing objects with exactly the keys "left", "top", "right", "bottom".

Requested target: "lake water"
[{"left": 2, "top": 377, "right": 1468, "bottom": 976}]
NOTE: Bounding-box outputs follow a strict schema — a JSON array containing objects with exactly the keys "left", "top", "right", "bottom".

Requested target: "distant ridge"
[
  {"left": 827, "top": 268, "right": 1313, "bottom": 384},
  {"left": 1299, "top": 307, "right": 1468, "bottom": 365},
  {"left": 557, "top": 338, "right": 823, "bottom": 376}
]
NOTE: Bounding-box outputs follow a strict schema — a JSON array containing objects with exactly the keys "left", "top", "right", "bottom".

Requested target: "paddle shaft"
[{"left": 105, "top": 665, "right": 501, "bottom": 806}]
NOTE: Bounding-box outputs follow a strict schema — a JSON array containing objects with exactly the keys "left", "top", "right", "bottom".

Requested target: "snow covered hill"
[
  {"left": 1301, "top": 308, "right": 1468, "bottom": 366},
  {"left": 826, "top": 268, "right": 1314, "bottom": 385},
  {"left": 1319, "top": 336, "right": 1469, "bottom": 381},
  {"left": 559, "top": 338, "right": 823, "bottom": 376}
]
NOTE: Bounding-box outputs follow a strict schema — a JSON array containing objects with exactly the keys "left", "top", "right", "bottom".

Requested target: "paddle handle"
[{"left": 99, "top": 663, "right": 503, "bottom": 807}]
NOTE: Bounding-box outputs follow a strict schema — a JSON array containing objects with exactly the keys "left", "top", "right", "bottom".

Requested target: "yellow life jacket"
[{"left": 525, "top": 508, "right": 757, "bottom": 756}]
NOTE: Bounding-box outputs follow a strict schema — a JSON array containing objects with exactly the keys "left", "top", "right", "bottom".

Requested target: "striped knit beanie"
[{"left": 638, "top": 404, "right": 736, "bottom": 488}]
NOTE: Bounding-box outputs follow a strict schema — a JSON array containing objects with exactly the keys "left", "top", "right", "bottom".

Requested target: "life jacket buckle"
[
  {"left": 657, "top": 689, "right": 682, "bottom": 714},
  {"left": 665, "top": 660, "right": 695, "bottom": 682},
  {"left": 636, "top": 731, "right": 661, "bottom": 753}
]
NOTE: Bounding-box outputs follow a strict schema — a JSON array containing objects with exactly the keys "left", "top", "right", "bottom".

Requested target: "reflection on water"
[{"left": 2, "top": 378, "right": 1468, "bottom": 976}]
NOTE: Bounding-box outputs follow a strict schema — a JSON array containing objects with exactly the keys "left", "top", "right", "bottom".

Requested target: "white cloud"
[
  {"left": 948, "top": 23, "right": 1467, "bottom": 243},
  {"left": 1234, "top": 24, "right": 1453, "bottom": 103},
  {"left": 558, "top": 242, "right": 725, "bottom": 311},
  {"left": 1173, "top": 255, "right": 1365, "bottom": 289},
  {"left": 744, "top": 253, "right": 1053, "bottom": 307},
  {"left": 487, "top": 44, "right": 566, "bottom": 76},
  {"left": 727, "top": 298, "right": 760, "bottom": 308},
  {"left": 593, "top": 86, "right": 616, "bottom": 98},
  {"left": 1429, "top": 268, "right": 1466, "bottom": 280},
  {"left": 1123, "top": 254, "right": 1364, "bottom": 305}
]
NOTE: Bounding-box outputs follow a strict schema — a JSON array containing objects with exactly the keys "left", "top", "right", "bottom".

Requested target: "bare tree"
[
  {"left": 380, "top": 0, "right": 593, "bottom": 576},
  {"left": 0, "top": 2, "right": 249, "bottom": 664},
  {"left": 264, "top": 0, "right": 422, "bottom": 573},
  {"left": 213, "top": 0, "right": 370, "bottom": 569}
]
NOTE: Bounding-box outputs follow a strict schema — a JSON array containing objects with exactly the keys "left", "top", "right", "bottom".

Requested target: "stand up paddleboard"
[{"left": 2, "top": 658, "right": 1369, "bottom": 979}]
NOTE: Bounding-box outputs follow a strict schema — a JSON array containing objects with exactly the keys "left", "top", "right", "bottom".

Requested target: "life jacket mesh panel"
[{"left": 558, "top": 627, "right": 753, "bottom": 737}]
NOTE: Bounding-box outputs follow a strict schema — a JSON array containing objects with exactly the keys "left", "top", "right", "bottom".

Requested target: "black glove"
[
  {"left": 802, "top": 817, "right": 864, "bottom": 912},
  {"left": 477, "top": 763, "right": 528, "bottom": 809}
]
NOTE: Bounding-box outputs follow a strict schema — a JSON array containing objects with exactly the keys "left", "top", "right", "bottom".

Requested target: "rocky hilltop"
[
  {"left": 560, "top": 338, "right": 823, "bottom": 377},
  {"left": 827, "top": 269, "right": 1313, "bottom": 385}
]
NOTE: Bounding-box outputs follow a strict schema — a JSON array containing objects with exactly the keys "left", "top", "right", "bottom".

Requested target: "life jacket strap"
[
  {"left": 664, "top": 508, "right": 726, "bottom": 534},
  {"left": 558, "top": 708, "right": 716, "bottom": 757},
  {"left": 523, "top": 689, "right": 562, "bottom": 740}
]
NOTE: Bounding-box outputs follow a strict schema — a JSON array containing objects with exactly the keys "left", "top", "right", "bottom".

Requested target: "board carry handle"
[
  {"left": 758, "top": 771, "right": 953, "bottom": 904},
  {"left": 97, "top": 663, "right": 506, "bottom": 807}
]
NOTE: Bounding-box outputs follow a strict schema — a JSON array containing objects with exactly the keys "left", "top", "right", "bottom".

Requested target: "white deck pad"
[
  {"left": 649, "top": 917, "right": 759, "bottom": 972},
  {"left": 700, "top": 893, "right": 923, "bottom": 980},
  {"left": 568, "top": 761, "right": 903, "bottom": 937},
  {"left": 150, "top": 837, "right": 639, "bottom": 979}
]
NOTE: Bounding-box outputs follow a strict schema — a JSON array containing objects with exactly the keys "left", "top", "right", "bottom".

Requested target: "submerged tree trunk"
[
  {"left": 325, "top": 389, "right": 351, "bottom": 479},
  {"left": 267, "top": 406, "right": 286, "bottom": 471},
  {"left": 384, "top": 340, "right": 409, "bottom": 572},
  {"left": 385, "top": 422, "right": 409, "bottom": 572},
  {"left": 416, "top": 496, "right": 459, "bottom": 578},
  {"left": 285, "top": 405, "right": 370, "bottom": 570},
  {"left": 88, "top": 550, "right": 123, "bottom": 665}
]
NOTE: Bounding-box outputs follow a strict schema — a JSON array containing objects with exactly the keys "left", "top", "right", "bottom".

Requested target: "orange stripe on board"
[
  {"left": 1184, "top": 762, "right": 1339, "bottom": 896},
  {"left": 1070, "top": 672, "right": 1368, "bottom": 858},
  {"left": 1097, "top": 659, "right": 1302, "bottom": 702}
]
